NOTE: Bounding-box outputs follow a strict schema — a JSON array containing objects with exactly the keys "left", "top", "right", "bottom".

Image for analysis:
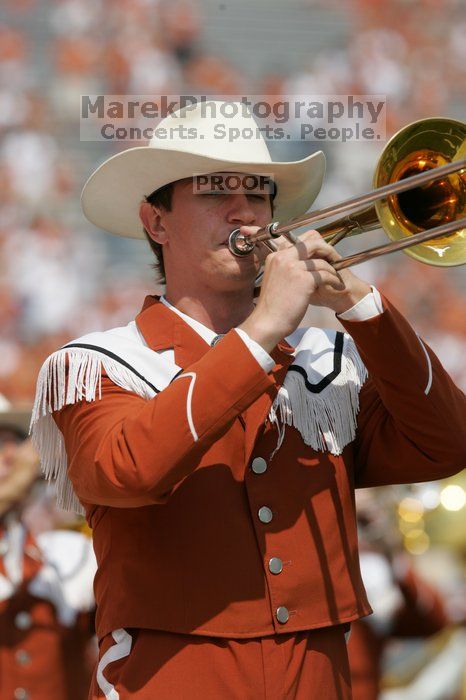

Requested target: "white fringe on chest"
[
  {"left": 30, "top": 322, "right": 367, "bottom": 514},
  {"left": 268, "top": 328, "right": 368, "bottom": 459}
]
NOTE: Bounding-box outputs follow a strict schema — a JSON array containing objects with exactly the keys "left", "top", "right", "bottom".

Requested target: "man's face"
[
  {"left": 0, "top": 428, "right": 23, "bottom": 479},
  {"left": 152, "top": 172, "right": 273, "bottom": 293},
  {"left": 0, "top": 430, "right": 39, "bottom": 518}
]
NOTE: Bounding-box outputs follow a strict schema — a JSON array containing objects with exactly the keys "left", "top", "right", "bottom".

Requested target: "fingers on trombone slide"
[
  {"left": 279, "top": 228, "right": 348, "bottom": 249},
  {"left": 259, "top": 240, "right": 278, "bottom": 253},
  {"left": 281, "top": 231, "right": 300, "bottom": 245}
]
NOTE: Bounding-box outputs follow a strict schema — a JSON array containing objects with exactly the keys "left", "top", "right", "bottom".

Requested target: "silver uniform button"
[
  {"left": 268, "top": 557, "right": 283, "bottom": 574},
  {"left": 14, "top": 689, "right": 29, "bottom": 700},
  {"left": 251, "top": 457, "right": 267, "bottom": 474},
  {"left": 15, "top": 650, "right": 31, "bottom": 666},
  {"left": 258, "top": 506, "right": 273, "bottom": 524},
  {"left": 276, "top": 606, "right": 289, "bottom": 624},
  {"left": 14, "top": 612, "right": 32, "bottom": 630}
]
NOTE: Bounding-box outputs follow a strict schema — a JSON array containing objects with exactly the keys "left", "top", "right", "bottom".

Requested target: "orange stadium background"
[{"left": 0, "top": 0, "right": 465, "bottom": 697}]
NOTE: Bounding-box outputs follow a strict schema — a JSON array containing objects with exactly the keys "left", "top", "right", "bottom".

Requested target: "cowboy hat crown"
[{"left": 81, "top": 100, "right": 326, "bottom": 239}]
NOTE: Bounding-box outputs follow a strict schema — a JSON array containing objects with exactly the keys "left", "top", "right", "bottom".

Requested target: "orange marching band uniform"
[
  {"left": 31, "top": 291, "right": 466, "bottom": 698},
  {"left": 0, "top": 514, "right": 96, "bottom": 700}
]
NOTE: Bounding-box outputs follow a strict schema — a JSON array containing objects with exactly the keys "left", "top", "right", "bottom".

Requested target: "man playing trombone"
[{"left": 31, "top": 102, "right": 466, "bottom": 699}]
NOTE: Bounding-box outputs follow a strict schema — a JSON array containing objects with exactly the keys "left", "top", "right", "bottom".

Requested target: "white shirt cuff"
[
  {"left": 337, "top": 286, "right": 384, "bottom": 322},
  {"left": 234, "top": 328, "right": 275, "bottom": 373}
]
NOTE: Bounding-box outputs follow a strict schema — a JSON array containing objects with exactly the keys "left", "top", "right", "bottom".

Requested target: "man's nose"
[{"left": 226, "top": 194, "right": 256, "bottom": 225}]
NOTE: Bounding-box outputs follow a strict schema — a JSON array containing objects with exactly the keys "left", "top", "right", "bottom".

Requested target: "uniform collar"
[
  {"left": 135, "top": 295, "right": 295, "bottom": 368},
  {"left": 159, "top": 295, "right": 218, "bottom": 347},
  {"left": 136, "top": 295, "right": 215, "bottom": 367}
]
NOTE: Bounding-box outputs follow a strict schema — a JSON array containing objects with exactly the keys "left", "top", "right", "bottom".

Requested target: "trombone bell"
[
  {"left": 374, "top": 118, "right": 466, "bottom": 266},
  {"left": 228, "top": 118, "right": 466, "bottom": 270}
]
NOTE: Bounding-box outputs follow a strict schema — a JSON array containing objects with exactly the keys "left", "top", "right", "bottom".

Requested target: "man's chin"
[{"left": 211, "top": 262, "right": 258, "bottom": 291}]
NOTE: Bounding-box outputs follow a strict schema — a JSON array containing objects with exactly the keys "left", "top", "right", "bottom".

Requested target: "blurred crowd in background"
[
  {"left": 0, "top": 0, "right": 465, "bottom": 697},
  {"left": 0, "top": 0, "right": 466, "bottom": 402}
]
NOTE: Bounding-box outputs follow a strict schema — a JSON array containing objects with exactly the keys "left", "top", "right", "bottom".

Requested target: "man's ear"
[{"left": 139, "top": 202, "right": 168, "bottom": 244}]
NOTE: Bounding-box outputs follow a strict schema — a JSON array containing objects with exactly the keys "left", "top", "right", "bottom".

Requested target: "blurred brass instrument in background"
[{"left": 229, "top": 118, "right": 466, "bottom": 269}]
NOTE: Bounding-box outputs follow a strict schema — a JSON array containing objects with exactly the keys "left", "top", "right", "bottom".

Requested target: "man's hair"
[
  {"left": 142, "top": 178, "right": 276, "bottom": 284},
  {"left": 0, "top": 424, "right": 28, "bottom": 442}
]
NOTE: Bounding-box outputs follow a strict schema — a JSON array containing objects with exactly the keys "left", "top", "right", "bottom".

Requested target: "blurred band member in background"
[
  {"left": 0, "top": 395, "right": 97, "bottom": 700},
  {"left": 348, "top": 489, "right": 456, "bottom": 700}
]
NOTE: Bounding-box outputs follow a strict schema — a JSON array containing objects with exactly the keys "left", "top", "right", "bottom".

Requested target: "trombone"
[{"left": 228, "top": 118, "right": 466, "bottom": 270}]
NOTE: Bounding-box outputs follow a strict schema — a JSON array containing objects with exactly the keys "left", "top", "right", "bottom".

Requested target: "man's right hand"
[{"left": 238, "top": 226, "right": 370, "bottom": 353}]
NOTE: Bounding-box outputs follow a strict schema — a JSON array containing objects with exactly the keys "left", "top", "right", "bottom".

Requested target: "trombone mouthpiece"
[{"left": 228, "top": 228, "right": 256, "bottom": 256}]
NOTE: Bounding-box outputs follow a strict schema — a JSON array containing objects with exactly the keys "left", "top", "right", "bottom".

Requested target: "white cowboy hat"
[{"left": 81, "top": 101, "right": 326, "bottom": 238}]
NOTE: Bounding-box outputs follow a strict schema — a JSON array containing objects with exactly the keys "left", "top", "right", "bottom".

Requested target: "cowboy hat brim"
[
  {"left": 81, "top": 147, "right": 326, "bottom": 239},
  {"left": 0, "top": 409, "right": 31, "bottom": 439}
]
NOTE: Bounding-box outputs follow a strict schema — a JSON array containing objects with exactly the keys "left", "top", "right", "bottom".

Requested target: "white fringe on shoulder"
[
  {"left": 268, "top": 333, "right": 368, "bottom": 458},
  {"left": 30, "top": 348, "right": 156, "bottom": 514}
]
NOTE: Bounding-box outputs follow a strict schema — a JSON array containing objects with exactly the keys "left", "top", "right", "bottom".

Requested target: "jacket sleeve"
[
  {"left": 339, "top": 295, "right": 466, "bottom": 487},
  {"left": 52, "top": 329, "right": 274, "bottom": 508}
]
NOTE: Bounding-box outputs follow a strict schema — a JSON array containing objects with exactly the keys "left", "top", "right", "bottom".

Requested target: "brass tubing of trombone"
[
  {"left": 229, "top": 158, "right": 466, "bottom": 252},
  {"left": 333, "top": 217, "right": 466, "bottom": 271},
  {"left": 268, "top": 159, "right": 466, "bottom": 238},
  {"left": 318, "top": 206, "right": 380, "bottom": 241},
  {"left": 327, "top": 229, "right": 351, "bottom": 245}
]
